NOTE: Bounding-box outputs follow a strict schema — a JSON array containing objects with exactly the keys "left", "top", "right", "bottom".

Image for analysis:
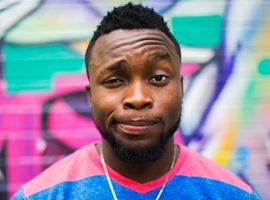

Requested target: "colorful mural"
[{"left": 0, "top": 0, "right": 269, "bottom": 199}]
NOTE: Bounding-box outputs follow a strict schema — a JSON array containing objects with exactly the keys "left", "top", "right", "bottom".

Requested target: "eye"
[
  {"left": 149, "top": 75, "right": 169, "bottom": 86},
  {"left": 102, "top": 78, "right": 125, "bottom": 88}
]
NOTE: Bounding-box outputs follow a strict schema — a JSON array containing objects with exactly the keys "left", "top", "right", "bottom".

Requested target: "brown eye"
[
  {"left": 154, "top": 75, "right": 166, "bottom": 81},
  {"left": 103, "top": 78, "right": 125, "bottom": 88},
  {"left": 149, "top": 75, "right": 169, "bottom": 86}
]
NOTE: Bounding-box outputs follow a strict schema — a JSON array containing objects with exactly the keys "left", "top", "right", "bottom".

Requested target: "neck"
[{"left": 98, "top": 138, "right": 177, "bottom": 183}]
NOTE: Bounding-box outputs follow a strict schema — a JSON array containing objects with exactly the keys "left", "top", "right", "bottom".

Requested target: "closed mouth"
[{"left": 116, "top": 119, "right": 159, "bottom": 135}]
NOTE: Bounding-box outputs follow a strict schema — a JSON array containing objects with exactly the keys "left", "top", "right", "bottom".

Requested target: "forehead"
[{"left": 89, "top": 29, "right": 179, "bottom": 66}]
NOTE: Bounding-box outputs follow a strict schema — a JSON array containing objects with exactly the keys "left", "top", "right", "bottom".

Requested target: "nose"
[{"left": 123, "top": 81, "right": 153, "bottom": 110}]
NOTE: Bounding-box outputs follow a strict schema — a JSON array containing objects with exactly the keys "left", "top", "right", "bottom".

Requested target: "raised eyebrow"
[
  {"left": 105, "top": 60, "right": 125, "bottom": 72},
  {"left": 99, "top": 59, "right": 128, "bottom": 75},
  {"left": 146, "top": 52, "right": 172, "bottom": 64}
]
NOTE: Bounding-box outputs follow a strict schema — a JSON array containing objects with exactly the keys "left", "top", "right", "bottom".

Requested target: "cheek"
[
  {"left": 155, "top": 86, "right": 181, "bottom": 122},
  {"left": 91, "top": 89, "right": 122, "bottom": 118},
  {"left": 154, "top": 82, "right": 181, "bottom": 105},
  {"left": 165, "top": 95, "right": 181, "bottom": 114}
]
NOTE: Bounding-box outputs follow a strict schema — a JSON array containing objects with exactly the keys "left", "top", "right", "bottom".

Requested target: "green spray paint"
[
  {"left": 258, "top": 59, "right": 270, "bottom": 75},
  {"left": 171, "top": 15, "right": 223, "bottom": 47},
  {"left": 3, "top": 43, "right": 83, "bottom": 93}
]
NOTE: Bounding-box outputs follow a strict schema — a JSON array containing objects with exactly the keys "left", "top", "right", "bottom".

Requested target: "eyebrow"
[
  {"left": 146, "top": 52, "right": 172, "bottom": 65},
  {"left": 104, "top": 60, "right": 128, "bottom": 72},
  {"left": 93, "top": 52, "right": 173, "bottom": 79},
  {"left": 96, "top": 59, "right": 128, "bottom": 78}
]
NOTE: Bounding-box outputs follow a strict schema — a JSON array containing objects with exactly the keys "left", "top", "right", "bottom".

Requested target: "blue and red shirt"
[{"left": 12, "top": 142, "right": 259, "bottom": 199}]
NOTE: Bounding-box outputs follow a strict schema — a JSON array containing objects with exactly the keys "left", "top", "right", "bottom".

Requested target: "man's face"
[{"left": 87, "top": 29, "right": 182, "bottom": 163}]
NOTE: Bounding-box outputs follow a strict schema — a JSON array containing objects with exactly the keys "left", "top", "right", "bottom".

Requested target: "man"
[{"left": 12, "top": 3, "right": 259, "bottom": 200}]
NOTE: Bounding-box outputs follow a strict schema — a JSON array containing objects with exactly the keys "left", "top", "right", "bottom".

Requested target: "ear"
[
  {"left": 180, "top": 76, "right": 184, "bottom": 97},
  {"left": 85, "top": 83, "right": 92, "bottom": 105}
]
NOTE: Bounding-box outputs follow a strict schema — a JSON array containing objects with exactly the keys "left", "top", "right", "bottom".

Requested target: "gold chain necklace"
[{"left": 100, "top": 145, "right": 177, "bottom": 200}]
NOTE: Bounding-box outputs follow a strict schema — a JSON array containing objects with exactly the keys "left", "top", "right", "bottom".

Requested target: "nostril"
[
  {"left": 123, "top": 102, "right": 135, "bottom": 109},
  {"left": 122, "top": 84, "right": 153, "bottom": 110},
  {"left": 123, "top": 101, "right": 153, "bottom": 110},
  {"left": 143, "top": 102, "right": 153, "bottom": 109}
]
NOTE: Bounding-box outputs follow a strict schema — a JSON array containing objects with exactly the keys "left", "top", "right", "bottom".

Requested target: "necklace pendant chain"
[
  {"left": 100, "top": 155, "right": 118, "bottom": 200},
  {"left": 100, "top": 146, "right": 177, "bottom": 200}
]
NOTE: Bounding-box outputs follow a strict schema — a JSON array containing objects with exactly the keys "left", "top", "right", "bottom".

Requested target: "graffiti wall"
[{"left": 0, "top": 0, "right": 269, "bottom": 199}]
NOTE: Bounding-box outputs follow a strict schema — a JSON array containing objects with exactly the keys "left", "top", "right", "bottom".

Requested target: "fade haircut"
[{"left": 85, "top": 2, "right": 181, "bottom": 80}]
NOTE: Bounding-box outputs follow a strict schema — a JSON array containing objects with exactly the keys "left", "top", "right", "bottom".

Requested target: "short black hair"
[{"left": 85, "top": 2, "right": 181, "bottom": 80}]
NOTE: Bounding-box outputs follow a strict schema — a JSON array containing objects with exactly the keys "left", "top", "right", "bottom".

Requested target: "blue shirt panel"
[{"left": 12, "top": 175, "right": 260, "bottom": 200}]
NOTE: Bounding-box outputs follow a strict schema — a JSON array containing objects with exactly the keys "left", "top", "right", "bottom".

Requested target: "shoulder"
[
  {"left": 176, "top": 145, "right": 255, "bottom": 195},
  {"left": 15, "top": 142, "right": 103, "bottom": 199}
]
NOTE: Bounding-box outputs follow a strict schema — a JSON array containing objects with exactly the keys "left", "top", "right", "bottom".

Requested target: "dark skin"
[{"left": 86, "top": 29, "right": 183, "bottom": 183}]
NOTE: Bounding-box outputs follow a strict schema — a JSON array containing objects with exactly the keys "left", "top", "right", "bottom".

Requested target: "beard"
[{"left": 95, "top": 115, "right": 181, "bottom": 164}]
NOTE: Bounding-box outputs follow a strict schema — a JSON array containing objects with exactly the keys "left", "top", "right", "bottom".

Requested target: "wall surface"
[{"left": 0, "top": 0, "right": 270, "bottom": 199}]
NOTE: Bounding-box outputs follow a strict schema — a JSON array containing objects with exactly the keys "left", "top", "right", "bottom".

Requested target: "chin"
[
  {"left": 116, "top": 134, "right": 162, "bottom": 148},
  {"left": 112, "top": 138, "right": 166, "bottom": 164},
  {"left": 104, "top": 132, "right": 172, "bottom": 163},
  {"left": 97, "top": 116, "right": 180, "bottom": 163}
]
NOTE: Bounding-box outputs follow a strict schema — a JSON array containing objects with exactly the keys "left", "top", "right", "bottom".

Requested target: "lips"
[{"left": 115, "top": 119, "right": 159, "bottom": 135}]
